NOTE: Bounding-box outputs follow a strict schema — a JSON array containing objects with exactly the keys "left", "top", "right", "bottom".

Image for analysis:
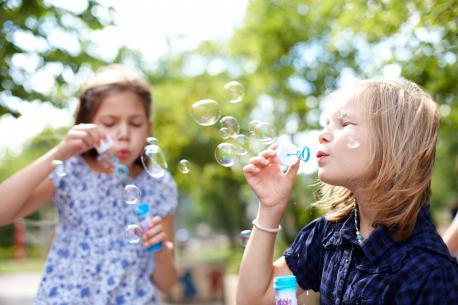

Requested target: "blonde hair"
[{"left": 316, "top": 79, "right": 440, "bottom": 241}]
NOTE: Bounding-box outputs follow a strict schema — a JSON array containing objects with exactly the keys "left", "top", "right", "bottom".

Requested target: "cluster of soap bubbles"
[
  {"left": 191, "top": 81, "right": 278, "bottom": 168},
  {"left": 121, "top": 183, "right": 162, "bottom": 252},
  {"left": 141, "top": 137, "right": 191, "bottom": 179},
  {"left": 49, "top": 79, "right": 364, "bottom": 249},
  {"left": 122, "top": 184, "right": 143, "bottom": 244}
]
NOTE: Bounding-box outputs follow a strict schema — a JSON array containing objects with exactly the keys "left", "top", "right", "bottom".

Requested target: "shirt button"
[{"left": 345, "top": 259, "right": 349, "bottom": 264}]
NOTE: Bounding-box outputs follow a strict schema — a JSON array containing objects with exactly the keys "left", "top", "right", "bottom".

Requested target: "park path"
[{"left": 0, "top": 271, "right": 230, "bottom": 305}]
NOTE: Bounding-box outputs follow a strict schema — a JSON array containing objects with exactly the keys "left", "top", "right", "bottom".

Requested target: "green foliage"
[
  {"left": 136, "top": 0, "right": 458, "bottom": 247},
  {"left": 0, "top": 0, "right": 114, "bottom": 116},
  {"left": 1, "top": 0, "right": 457, "bottom": 252}
]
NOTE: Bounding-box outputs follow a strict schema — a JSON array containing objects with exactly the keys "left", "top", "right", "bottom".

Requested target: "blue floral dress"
[{"left": 34, "top": 156, "right": 177, "bottom": 305}]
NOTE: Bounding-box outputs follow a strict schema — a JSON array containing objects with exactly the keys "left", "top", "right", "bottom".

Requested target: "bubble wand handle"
[
  {"left": 286, "top": 146, "right": 311, "bottom": 162},
  {"left": 277, "top": 144, "right": 312, "bottom": 166}
]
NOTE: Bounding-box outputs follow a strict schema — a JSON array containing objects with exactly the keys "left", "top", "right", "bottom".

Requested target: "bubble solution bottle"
[
  {"left": 274, "top": 275, "right": 298, "bottom": 305},
  {"left": 135, "top": 203, "right": 163, "bottom": 252}
]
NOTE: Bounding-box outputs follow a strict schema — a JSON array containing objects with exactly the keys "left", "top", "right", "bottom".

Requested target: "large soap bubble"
[
  {"left": 141, "top": 144, "right": 168, "bottom": 179},
  {"left": 191, "top": 99, "right": 221, "bottom": 126},
  {"left": 223, "top": 81, "right": 244, "bottom": 104}
]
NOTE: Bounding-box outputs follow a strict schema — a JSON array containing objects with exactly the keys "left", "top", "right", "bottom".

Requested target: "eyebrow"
[{"left": 99, "top": 114, "right": 145, "bottom": 119}]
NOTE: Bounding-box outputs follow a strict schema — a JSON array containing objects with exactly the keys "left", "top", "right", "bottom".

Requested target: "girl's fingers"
[
  {"left": 84, "top": 125, "right": 104, "bottom": 147},
  {"left": 249, "top": 156, "right": 270, "bottom": 167},
  {"left": 286, "top": 159, "right": 300, "bottom": 179},
  {"left": 260, "top": 149, "right": 277, "bottom": 159},
  {"left": 142, "top": 224, "right": 163, "bottom": 240},
  {"left": 68, "top": 130, "right": 95, "bottom": 148},
  {"left": 243, "top": 164, "right": 260, "bottom": 174},
  {"left": 143, "top": 232, "right": 167, "bottom": 248},
  {"left": 73, "top": 139, "right": 91, "bottom": 153},
  {"left": 148, "top": 216, "right": 162, "bottom": 227},
  {"left": 142, "top": 216, "right": 163, "bottom": 239},
  {"left": 268, "top": 143, "right": 279, "bottom": 150},
  {"left": 73, "top": 124, "right": 103, "bottom": 147}
]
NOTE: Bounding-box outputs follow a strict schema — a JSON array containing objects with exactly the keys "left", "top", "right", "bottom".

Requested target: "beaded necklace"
[{"left": 354, "top": 202, "right": 365, "bottom": 244}]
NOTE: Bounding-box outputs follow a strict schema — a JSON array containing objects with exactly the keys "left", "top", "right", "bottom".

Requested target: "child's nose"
[
  {"left": 318, "top": 128, "right": 332, "bottom": 144},
  {"left": 117, "top": 123, "right": 130, "bottom": 140}
]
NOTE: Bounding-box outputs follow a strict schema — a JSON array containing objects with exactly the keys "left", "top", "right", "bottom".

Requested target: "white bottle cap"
[{"left": 96, "top": 136, "right": 113, "bottom": 154}]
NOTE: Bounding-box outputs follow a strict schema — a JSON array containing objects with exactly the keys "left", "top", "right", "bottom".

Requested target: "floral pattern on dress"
[{"left": 34, "top": 156, "right": 177, "bottom": 305}]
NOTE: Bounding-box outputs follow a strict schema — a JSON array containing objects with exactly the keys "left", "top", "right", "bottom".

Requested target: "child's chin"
[{"left": 318, "top": 173, "right": 342, "bottom": 186}]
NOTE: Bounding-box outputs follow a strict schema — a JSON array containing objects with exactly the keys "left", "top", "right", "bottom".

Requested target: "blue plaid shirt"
[{"left": 284, "top": 205, "right": 458, "bottom": 304}]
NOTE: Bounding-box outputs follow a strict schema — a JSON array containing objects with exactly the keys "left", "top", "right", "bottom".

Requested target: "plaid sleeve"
[
  {"left": 283, "top": 217, "right": 326, "bottom": 292},
  {"left": 395, "top": 264, "right": 458, "bottom": 304}
]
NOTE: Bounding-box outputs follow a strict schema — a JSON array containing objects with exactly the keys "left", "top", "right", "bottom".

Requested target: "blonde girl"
[{"left": 237, "top": 79, "right": 458, "bottom": 305}]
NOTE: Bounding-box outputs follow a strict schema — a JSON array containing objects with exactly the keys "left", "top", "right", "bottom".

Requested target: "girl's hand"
[
  {"left": 243, "top": 144, "right": 300, "bottom": 211},
  {"left": 142, "top": 216, "right": 169, "bottom": 252},
  {"left": 53, "top": 124, "right": 105, "bottom": 161}
]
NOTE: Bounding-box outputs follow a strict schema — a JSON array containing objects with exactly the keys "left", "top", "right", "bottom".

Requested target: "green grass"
[{"left": 0, "top": 257, "right": 45, "bottom": 274}]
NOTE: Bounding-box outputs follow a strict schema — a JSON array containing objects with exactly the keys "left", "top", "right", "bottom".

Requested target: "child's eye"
[
  {"left": 131, "top": 122, "right": 144, "bottom": 128},
  {"left": 342, "top": 122, "right": 352, "bottom": 127},
  {"left": 102, "top": 122, "right": 115, "bottom": 127}
]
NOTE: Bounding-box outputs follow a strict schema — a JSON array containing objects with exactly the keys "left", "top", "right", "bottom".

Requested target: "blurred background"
[{"left": 0, "top": 0, "right": 457, "bottom": 304}]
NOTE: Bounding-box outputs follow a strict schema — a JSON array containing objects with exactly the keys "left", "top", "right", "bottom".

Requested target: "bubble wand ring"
[
  {"left": 114, "top": 160, "right": 129, "bottom": 179},
  {"left": 299, "top": 146, "right": 310, "bottom": 162}
]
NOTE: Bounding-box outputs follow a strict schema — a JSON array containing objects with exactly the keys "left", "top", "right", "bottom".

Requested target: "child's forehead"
[{"left": 320, "top": 97, "right": 363, "bottom": 124}]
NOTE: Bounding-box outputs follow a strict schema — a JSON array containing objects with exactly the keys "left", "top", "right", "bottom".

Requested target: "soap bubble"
[
  {"left": 146, "top": 137, "right": 159, "bottom": 145},
  {"left": 248, "top": 120, "right": 261, "bottom": 134},
  {"left": 240, "top": 229, "right": 251, "bottom": 247},
  {"left": 191, "top": 99, "right": 221, "bottom": 126},
  {"left": 248, "top": 135, "right": 268, "bottom": 154},
  {"left": 347, "top": 138, "right": 360, "bottom": 149},
  {"left": 178, "top": 159, "right": 191, "bottom": 174},
  {"left": 219, "top": 127, "right": 231, "bottom": 139},
  {"left": 123, "top": 184, "right": 141, "bottom": 205},
  {"left": 219, "top": 116, "right": 240, "bottom": 136},
  {"left": 215, "top": 143, "right": 237, "bottom": 167},
  {"left": 253, "top": 122, "right": 276, "bottom": 144},
  {"left": 124, "top": 224, "right": 141, "bottom": 244},
  {"left": 141, "top": 144, "right": 168, "bottom": 179},
  {"left": 223, "top": 81, "right": 244, "bottom": 104},
  {"left": 231, "top": 134, "right": 249, "bottom": 156},
  {"left": 52, "top": 160, "right": 66, "bottom": 177}
]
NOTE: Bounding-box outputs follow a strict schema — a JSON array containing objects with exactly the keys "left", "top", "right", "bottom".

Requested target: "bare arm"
[
  {"left": 236, "top": 146, "right": 303, "bottom": 305},
  {"left": 0, "top": 124, "right": 104, "bottom": 226},
  {"left": 148, "top": 215, "right": 178, "bottom": 292}
]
